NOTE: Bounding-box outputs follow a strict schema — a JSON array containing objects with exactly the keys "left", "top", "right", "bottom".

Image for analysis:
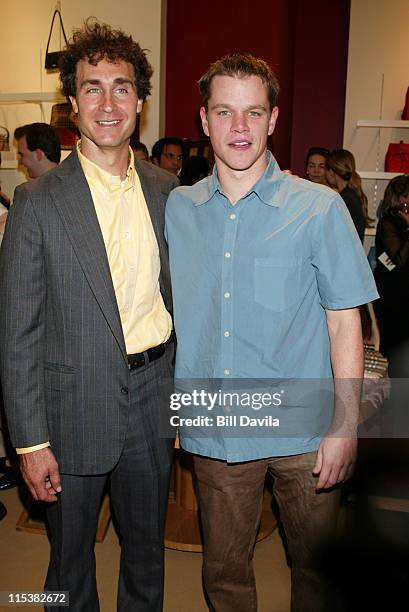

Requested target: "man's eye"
[
  {"left": 115, "top": 88, "right": 128, "bottom": 94},
  {"left": 249, "top": 111, "right": 261, "bottom": 117},
  {"left": 87, "top": 88, "right": 100, "bottom": 94},
  {"left": 218, "top": 110, "right": 231, "bottom": 116}
]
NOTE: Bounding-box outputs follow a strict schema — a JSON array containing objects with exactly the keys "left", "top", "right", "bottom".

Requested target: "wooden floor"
[
  {"left": 0, "top": 486, "right": 291, "bottom": 612},
  {"left": 2, "top": 438, "right": 409, "bottom": 612}
]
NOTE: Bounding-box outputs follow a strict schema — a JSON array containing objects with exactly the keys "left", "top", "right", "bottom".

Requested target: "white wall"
[
  {"left": 0, "top": 0, "right": 164, "bottom": 197},
  {"left": 344, "top": 0, "right": 409, "bottom": 217}
]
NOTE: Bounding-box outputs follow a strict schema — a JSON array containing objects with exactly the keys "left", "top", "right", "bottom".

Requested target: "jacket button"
[{"left": 121, "top": 387, "right": 129, "bottom": 395}]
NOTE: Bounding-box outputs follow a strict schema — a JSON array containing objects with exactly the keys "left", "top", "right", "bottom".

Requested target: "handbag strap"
[{"left": 45, "top": 10, "right": 68, "bottom": 54}]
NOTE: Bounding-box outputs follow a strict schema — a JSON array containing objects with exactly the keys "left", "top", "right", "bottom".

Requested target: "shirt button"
[
  {"left": 121, "top": 387, "right": 129, "bottom": 395},
  {"left": 224, "top": 368, "right": 230, "bottom": 376},
  {"left": 224, "top": 292, "right": 231, "bottom": 299},
  {"left": 224, "top": 331, "right": 230, "bottom": 337},
  {"left": 229, "top": 213, "right": 236, "bottom": 220},
  {"left": 225, "top": 252, "right": 231, "bottom": 258}
]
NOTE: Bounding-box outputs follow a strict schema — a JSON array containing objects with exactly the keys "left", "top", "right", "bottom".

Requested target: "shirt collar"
[
  {"left": 77, "top": 142, "right": 136, "bottom": 191},
  {"left": 194, "top": 150, "right": 285, "bottom": 207}
]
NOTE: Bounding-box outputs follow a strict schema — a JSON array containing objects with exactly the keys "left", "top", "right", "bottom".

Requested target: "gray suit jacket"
[{"left": 0, "top": 150, "right": 178, "bottom": 474}]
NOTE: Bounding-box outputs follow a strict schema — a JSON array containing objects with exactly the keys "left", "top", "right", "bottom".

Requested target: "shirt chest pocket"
[{"left": 254, "top": 257, "right": 302, "bottom": 312}]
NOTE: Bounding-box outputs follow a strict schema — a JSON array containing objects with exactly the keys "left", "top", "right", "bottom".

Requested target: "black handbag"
[{"left": 44, "top": 10, "right": 68, "bottom": 71}]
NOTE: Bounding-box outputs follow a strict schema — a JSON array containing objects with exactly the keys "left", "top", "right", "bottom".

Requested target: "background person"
[
  {"left": 373, "top": 174, "right": 409, "bottom": 377},
  {"left": 151, "top": 136, "right": 185, "bottom": 176},
  {"left": 326, "top": 148, "right": 369, "bottom": 243},
  {"left": 306, "top": 146, "right": 330, "bottom": 185},
  {"left": 130, "top": 138, "right": 149, "bottom": 161},
  {"left": 14, "top": 123, "right": 61, "bottom": 178},
  {"left": 0, "top": 205, "right": 21, "bottom": 494}
]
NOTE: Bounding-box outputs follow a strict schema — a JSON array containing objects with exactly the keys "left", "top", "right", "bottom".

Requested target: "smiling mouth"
[{"left": 96, "top": 120, "right": 121, "bottom": 126}]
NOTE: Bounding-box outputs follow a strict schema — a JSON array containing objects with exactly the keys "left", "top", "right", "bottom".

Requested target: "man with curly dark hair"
[
  {"left": 59, "top": 19, "right": 153, "bottom": 103},
  {"left": 0, "top": 20, "right": 177, "bottom": 611}
]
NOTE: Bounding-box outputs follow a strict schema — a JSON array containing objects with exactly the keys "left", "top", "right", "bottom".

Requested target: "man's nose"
[
  {"left": 100, "top": 91, "right": 115, "bottom": 112},
  {"left": 231, "top": 112, "right": 249, "bottom": 132}
]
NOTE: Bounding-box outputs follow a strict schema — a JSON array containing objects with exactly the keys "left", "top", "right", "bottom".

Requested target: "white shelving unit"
[
  {"left": 357, "top": 115, "right": 409, "bottom": 289},
  {"left": 356, "top": 119, "right": 409, "bottom": 180}
]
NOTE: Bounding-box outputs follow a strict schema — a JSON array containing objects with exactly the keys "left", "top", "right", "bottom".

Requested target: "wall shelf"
[
  {"left": 0, "top": 92, "right": 65, "bottom": 104},
  {"left": 0, "top": 160, "right": 18, "bottom": 169},
  {"left": 357, "top": 119, "right": 409, "bottom": 128},
  {"left": 359, "top": 171, "right": 403, "bottom": 180}
]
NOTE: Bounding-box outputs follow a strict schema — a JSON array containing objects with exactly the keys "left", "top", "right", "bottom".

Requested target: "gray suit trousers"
[{"left": 45, "top": 346, "right": 175, "bottom": 612}]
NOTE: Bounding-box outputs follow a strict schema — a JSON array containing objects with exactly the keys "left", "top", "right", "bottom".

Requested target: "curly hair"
[
  {"left": 198, "top": 52, "right": 279, "bottom": 111},
  {"left": 59, "top": 19, "right": 153, "bottom": 100}
]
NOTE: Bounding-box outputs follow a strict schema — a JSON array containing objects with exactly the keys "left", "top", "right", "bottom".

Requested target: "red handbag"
[
  {"left": 50, "top": 102, "right": 79, "bottom": 150},
  {"left": 402, "top": 87, "right": 409, "bottom": 120},
  {"left": 384, "top": 141, "right": 409, "bottom": 173}
]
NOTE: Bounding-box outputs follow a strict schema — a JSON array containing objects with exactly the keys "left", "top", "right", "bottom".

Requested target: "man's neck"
[
  {"left": 216, "top": 153, "right": 268, "bottom": 205},
  {"left": 38, "top": 160, "right": 58, "bottom": 177},
  {"left": 79, "top": 140, "right": 130, "bottom": 180}
]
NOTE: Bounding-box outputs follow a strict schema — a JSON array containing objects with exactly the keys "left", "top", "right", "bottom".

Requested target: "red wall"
[
  {"left": 165, "top": 0, "right": 350, "bottom": 173},
  {"left": 290, "top": 0, "right": 351, "bottom": 175}
]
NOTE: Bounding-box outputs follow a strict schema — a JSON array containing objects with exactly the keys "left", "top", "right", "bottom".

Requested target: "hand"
[
  {"left": 398, "top": 209, "right": 409, "bottom": 226},
  {"left": 19, "top": 448, "right": 62, "bottom": 502},
  {"left": 312, "top": 436, "right": 357, "bottom": 490}
]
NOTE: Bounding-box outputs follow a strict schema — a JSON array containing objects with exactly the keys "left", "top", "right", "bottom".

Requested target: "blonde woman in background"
[{"left": 326, "top": 148, "right": 370, "bottom": 243}]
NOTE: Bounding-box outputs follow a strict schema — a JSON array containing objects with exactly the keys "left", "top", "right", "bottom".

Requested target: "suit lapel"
[
  {"left": 136, "top": 162, "right": 171, "bottom": 303},
  {"left": 50, "top": 151, "right": 127, "bottom": 361}
]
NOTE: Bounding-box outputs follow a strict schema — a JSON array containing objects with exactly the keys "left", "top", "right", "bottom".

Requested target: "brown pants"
[{"left": 193, "top": 451, "right": 341, "bottom": 612}]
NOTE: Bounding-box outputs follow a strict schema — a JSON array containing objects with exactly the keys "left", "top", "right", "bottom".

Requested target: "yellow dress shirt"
[
  {"left": 77, "top": 145, "right": 172, "bottom": 354},
  {"left": 16, "top": 146, "right": 172, "bottom": 455}
]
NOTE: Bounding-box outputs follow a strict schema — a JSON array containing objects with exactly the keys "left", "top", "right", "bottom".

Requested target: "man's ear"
[
  {"left": 35, "top": 149, "right": 45, "bottom": 162},
  {"left": 69, "top": 96, "right": 79, "bottom": 114},
  {"left": 200, "top": 107, "right": 209, "bottom": 137},
  {"left": 268, "top": 106, "right": 279, "bottom": 136},
  {"left": 137, "top": 99, "right": 143, "bottom": 114}
]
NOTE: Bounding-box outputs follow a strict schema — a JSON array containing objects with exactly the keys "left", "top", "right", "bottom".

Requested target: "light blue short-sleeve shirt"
[{"left": 165, "top": 152, "right": 378, "bottom": 462}]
